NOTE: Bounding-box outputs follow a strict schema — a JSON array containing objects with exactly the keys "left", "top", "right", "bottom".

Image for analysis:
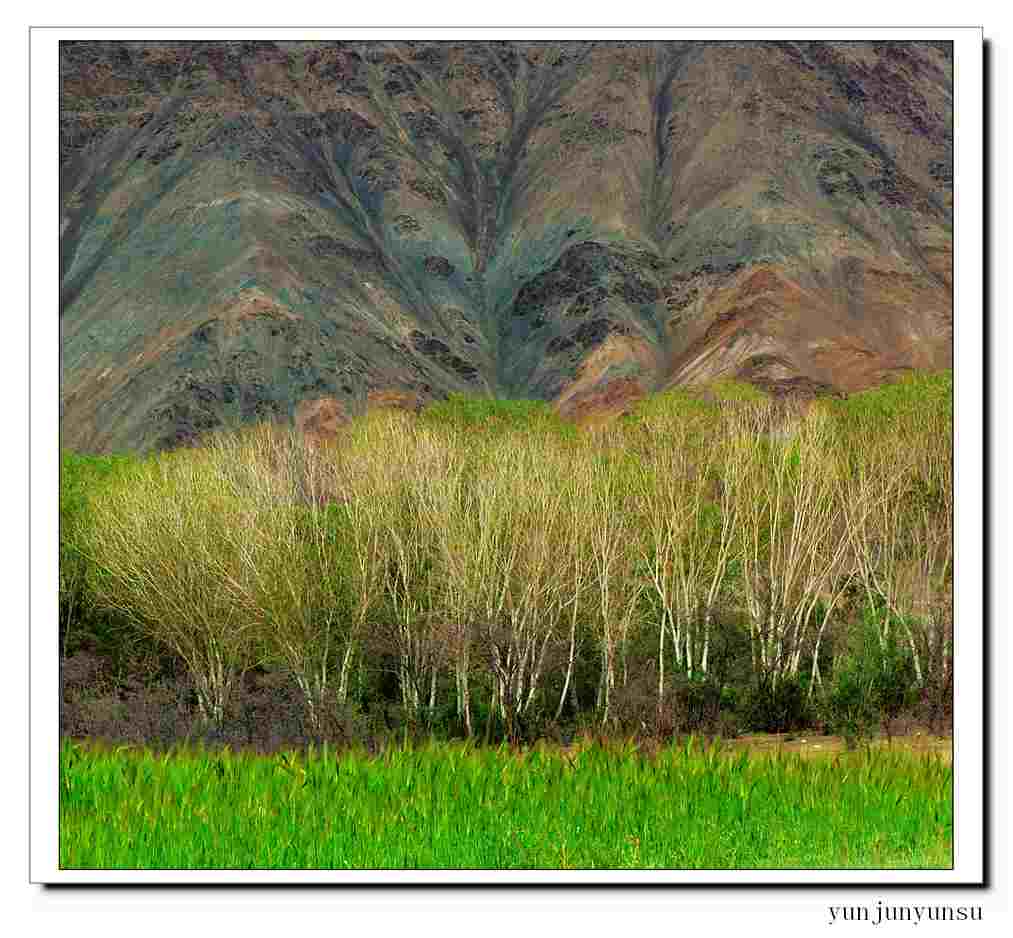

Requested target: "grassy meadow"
[
  {"left": 60, "top": 739, "right": 951, "bottom": 869},
  {"left": 59, "top": 372, "right": 953, "bottom": 869}
]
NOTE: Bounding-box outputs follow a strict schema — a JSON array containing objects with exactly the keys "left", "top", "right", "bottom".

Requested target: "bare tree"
[
  {"left": 841, "top": 415, "right": 953, "bottom": 687},
  {"left": 383, "top": 427, "right": 459, "bottom": 722},
  {"left": 635, "top": 410, "right": 736, "bottom": 710},
  {"left": 428, "top": 430, "right": 581, "bottom": 739},
  {"left": 413, "top": 429, "right": 476, "bottom": 733},
  {"left": 328, "top": 413, "right": 448, "bottom": 722},
  {"left": 553, "top": 455, "right": 596, "bottom": 724},
  {"left": 207, "top": 427, "right": 361, "bottom": 735},
  {"left": 83, "top": 451, "right": 262, "bottom": 729},
  {"left": 573, "top": 431, "right": 646, "bottom": 725},
  {"left": 725, "top": 405, "right": 852, "bottom": 688}
]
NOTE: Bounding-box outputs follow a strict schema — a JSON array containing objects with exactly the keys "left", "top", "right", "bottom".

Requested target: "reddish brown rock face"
[
  {"left": 294, "top": 397, "right": 350, "bottom": 445},
  {"left": 554, "top": 376, "right": 647, "bottom": 424},
  {"left": 59, "top": 40, "right": 951, "bottom": 451},
  {"left": 664, "top": 260, "right": 951, "bottom": 395},
  {"left": 366, "top": 389, "right": 425, "bottom": 415}
]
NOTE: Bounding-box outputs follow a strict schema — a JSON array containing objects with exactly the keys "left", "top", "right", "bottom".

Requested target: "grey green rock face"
[{"left": 60, "top": 40, "right": 953, "bottom": 452}]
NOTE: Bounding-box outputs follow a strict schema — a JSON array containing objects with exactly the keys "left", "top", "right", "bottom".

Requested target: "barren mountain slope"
[{"left": 59, "top": 40, "right": 952, "bottom": 451}]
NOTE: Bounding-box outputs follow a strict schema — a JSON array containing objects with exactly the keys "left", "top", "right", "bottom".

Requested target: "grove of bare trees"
[{"left": 73, "top": 377, "right": 953, "bottom": 741}]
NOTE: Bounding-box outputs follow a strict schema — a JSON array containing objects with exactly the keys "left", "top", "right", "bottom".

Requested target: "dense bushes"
[
  {"left": 61, "top": 372, "right": 954, "bottom": 747},
  {"left": 818, "top": 607, "right": 920, "bottom": 746}
]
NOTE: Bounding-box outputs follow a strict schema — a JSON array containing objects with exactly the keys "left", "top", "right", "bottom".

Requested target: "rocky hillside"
[{"left": 60, "top": 40, "right": 953, "bottom": 451}]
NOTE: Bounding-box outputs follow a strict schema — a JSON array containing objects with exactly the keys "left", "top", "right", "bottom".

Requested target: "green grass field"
[{"left": 60, "top": 739, "right": 952, "bottom": 870}]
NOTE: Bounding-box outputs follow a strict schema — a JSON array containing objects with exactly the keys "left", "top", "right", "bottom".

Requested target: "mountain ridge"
[{"left": 60, "top": 40, "right": 953, "bottom": 452}]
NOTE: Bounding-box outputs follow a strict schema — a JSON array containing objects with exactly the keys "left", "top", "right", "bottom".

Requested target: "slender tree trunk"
[
  {"left": 685, "top": 626, "right": 694, "bottom": 682},
  {"left": 295, "top": 674, "right": 321, "bottom": 737},
  {"left": 194, "top": 649, "right": 235, "bottom": 731},
  {"left": 195, "top": 675, "right": 227, "bottom": 732},
  {"left": 555, "top": 611, "right": 578, "bottom": 722},
  {"left": 461, "top": 648, "right": 472, "bottom": 737},
  {"left": 457, "top": 647, "right": 473, "bottom": 736},
  {"left": 523, "top": 632, "right": 552, "bottom": 715},
  {"left": 657, "top": 615, "right": 665, "bottom": 715},
  {"left": 462, "top": 667, "right": 472, "bottom": 737},
  {"left": 599, "top": 643, "right": 615, "bottom": 726},
  {"left": 701, "top": 609, "right": 713, "bottom": 675},
  {"left": 484, "top": 680, "right": 497, "bottom": 744},
  {"left": 337, "top": 643, "right": 355, "bottom": 705},
  {"left": 904, "top": 622, "right": 925, "bottom": 685}
]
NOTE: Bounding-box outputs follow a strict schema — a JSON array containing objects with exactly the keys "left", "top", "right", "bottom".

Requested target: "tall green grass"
[{"left": 59, "top": 739, "right": 952, "bottom": 870}]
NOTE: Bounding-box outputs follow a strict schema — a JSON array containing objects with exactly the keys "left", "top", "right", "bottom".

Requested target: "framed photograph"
[{"left": 32, "top": 26, "right": 983, "bottom": 891}]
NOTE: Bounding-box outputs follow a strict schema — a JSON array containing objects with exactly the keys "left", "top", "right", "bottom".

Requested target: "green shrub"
[
  {"left": 821, "top": 665, "right": 879, "bottom": 749},
  {"left": 671, "top": 678, "right": 724, "bottom": 734},
  {"left": 739, "top": 676, "right": 812, "bottom": 734},
  {"left": 820, "top": 608, "right": 919, "bottom": 747}
]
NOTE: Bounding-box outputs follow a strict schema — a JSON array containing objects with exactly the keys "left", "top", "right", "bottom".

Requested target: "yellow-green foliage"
[
  {"left": 80, "top": 447, "right": 270, "bottom": 723},
  {"left": 826, "top": 370, "right": 952, "bottom": 436},
  {"left": 66, "top": 370, "right": 953, "bottom": 736},
  {"left": 60, "top": 451, "right": 143, "bottom": 604},
  {"left": 708, "top": 378, "right": 768, "bottom": 404},
  {"left": 624, "top": 385, "right": 718, "bottom": 423},
  {"left": 420, "top": 393, "right": 576, "bottom": 440}
]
